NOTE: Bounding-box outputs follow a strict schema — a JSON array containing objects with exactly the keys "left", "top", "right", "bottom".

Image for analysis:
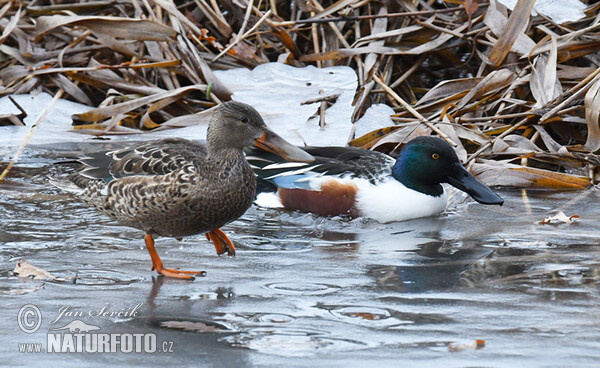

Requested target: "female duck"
[
  {"left": 55, "top": 101, "right": 313, "bottom": 279},
  {"left": 248, "top": 136, "right": 503, "bottom": 223}
]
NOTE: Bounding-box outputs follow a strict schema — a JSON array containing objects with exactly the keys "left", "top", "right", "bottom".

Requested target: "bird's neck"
[
  {"left": 392, "top": 159, "right": 443, "bottom": 197},
  {"left": 207, "top": 143, "right": 245, "bottom": 162}
]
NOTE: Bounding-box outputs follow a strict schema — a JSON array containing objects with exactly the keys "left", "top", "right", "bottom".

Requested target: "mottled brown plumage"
[
  {"left": 71, "top": 138, "right": 256, "bottom": 238},
  {"left": 58, "top": 101, "right": 313, "bottom": 279}
]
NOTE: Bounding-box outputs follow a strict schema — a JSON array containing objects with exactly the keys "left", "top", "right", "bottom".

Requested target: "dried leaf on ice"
[
  {"left": 448, "top": 339, "right": 485, "bottom": 352},
  {"left": 538, "top": 211, "right": 580, "bottom": 224},
  {"left": 13, "top": 259, "right": 55, "bottom": 281},
  {"left": 13, "top": 259, "right": 75, "bottom": 282}
]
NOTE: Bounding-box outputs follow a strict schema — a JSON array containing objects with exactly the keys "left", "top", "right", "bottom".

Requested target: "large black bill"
[{"left": 446, "top": 164, "right": 504, "bottom": 205}]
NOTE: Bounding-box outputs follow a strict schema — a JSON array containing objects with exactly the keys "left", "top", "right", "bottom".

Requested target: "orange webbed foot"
[
  {"left": 154, "top": 266, "right": 206, "bottom": 280},
  {"left": 145, "top": 233, "right": 205, "bottom": 280},
  {"left": 206, "top": 228, "right": 235, "bottom": 256}
]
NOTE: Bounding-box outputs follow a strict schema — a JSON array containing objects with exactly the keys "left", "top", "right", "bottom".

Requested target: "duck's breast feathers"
[
  {"left": 79, "top": 138, "right": 207, "bottom": 182},
  {"left": 246, "top": 145, "right": 395, "bottom": 189},
  {"left": 353, "top": 178, "right": 448, "bottom": 223}
]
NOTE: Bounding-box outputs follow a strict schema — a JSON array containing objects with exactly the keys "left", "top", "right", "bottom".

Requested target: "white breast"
[{"left": 353, "top": 178, "right": 447, "bottom": 223}]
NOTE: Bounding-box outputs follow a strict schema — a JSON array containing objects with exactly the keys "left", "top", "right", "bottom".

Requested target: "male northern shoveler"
[
  {"left": 247, "top": 136, "right": 503, "bottom": 223},
  {"left": 53, "top": 101, "right": 313, "bottom": 279}
]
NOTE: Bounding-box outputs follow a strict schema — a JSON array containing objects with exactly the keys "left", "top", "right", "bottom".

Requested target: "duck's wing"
[
  {"left": 78, "top": 138, "right": 207, "bottom": 182},
  {"left": 304, "top": 146, "right": 395, "bottom": 182},
  {"left": 246, "top": 145, "right": 395, "bottom": 190}
]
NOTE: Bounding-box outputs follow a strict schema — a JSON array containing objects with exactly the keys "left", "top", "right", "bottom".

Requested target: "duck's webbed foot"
[
  {"left": 145, "top": 233, "right": 206, "bottom": 280},
  {"left": 205, "top": 228, "right": 236, "bottom": 257}
]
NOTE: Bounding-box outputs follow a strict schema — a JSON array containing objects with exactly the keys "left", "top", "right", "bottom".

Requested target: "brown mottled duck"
[{"left": 54, "top": 101, "right": 313, "bottom": 279}]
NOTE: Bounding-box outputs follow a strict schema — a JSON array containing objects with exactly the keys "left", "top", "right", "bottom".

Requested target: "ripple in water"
[
  {"left": 328, "top": 306, "right": 403, "bottom": 327},
  {"left": 265, "top": 282, "right": 341, "bottom": 295},
  {"left": 250, "top": 313, "right": 295, "bottom": 324}
]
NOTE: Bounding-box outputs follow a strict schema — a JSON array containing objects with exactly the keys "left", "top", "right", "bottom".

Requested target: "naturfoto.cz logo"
[{"left": 17, "top": 303, "right": 174, "bottom": 354}]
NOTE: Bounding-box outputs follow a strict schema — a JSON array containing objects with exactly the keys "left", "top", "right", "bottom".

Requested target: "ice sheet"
[
  {"left": 498, "top": 0, "right": 586, "bottom": 24},
  {"left": 214, "top": 63, "right": 360, "bottom": 146}
]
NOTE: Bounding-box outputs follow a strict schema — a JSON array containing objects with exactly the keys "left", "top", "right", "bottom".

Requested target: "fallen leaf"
[
  {"left": 13, "top": 259, "right": 75, "bottom": 282},
  {"left": 538, "top": 211, "right": 580, "bottom": 224},
  {"left": 347, "top": 312, "right": 380, "bottom": 320},
  {"left": 72, "top": 85, "right": 206, "bottom": 124},
  {"left": 13, "top": 259, "right": 57, "bottom": 280},
  {"left": 448, "top": 339, "right": 486, "bottom": 352},
  {"left": 464, "top": 0, "right": 479, "bottom": 17},
  {"left": 464, "top": 0, "right": 479, "bottom": 29}
]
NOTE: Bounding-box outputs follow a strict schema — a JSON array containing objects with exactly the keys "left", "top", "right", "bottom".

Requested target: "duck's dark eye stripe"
[{"left": 432, "top": 153, "right": 439, "bottom": 159}]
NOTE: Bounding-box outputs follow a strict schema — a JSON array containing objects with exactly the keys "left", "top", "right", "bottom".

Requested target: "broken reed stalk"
[{"left": 0, "top": 89, "right": 65, "bottom": 182}]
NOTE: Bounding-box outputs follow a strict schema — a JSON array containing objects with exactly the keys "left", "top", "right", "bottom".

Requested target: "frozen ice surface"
[
  {"left": 498, "top": 0, "right": 586, "bottom": 24},
  {"left": 354, "top": 103, "right": 395, "bottom": 138},
  {"left": 0, "top": 93, "right": 212, "bottom": 148},
  {"left": 215, "top": 62, "right": 359, "bottom": 146},
  {"left": 0, "top": 93, "right": 92, "bottom": 147}
]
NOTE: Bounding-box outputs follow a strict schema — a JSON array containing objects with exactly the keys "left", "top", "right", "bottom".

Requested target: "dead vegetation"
[{"left": 1, "top": 0, "right": 600, "bottom": 189}]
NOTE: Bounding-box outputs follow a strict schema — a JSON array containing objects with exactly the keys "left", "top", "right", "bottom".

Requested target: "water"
[{"left": 1, "top": 145, "right": 600, "bottom": 367}]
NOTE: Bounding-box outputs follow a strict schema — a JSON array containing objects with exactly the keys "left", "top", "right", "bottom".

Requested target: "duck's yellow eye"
[{"left": 432, "top": 153, "right": 439, "bottom": 160}]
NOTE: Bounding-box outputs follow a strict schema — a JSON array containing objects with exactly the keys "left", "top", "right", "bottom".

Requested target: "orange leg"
[
  {"left": 205, "top": 228, "right": 236, "bottom": 257},
  {"left": 144, "top": 233, "right": 205, "bottom": 279}
]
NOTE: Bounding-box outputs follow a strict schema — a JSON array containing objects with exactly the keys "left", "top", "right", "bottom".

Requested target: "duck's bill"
[
  {"left": 255, "top": 129, "right": 314, "bottom": 163},
  {"left": 446, "top": 164, "right": 504, "bottom": 205}
]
